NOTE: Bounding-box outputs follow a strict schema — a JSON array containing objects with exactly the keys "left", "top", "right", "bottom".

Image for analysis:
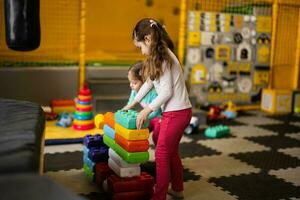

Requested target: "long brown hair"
[{"left": 133, "top": 18, "right": 174, "bottom": 81}]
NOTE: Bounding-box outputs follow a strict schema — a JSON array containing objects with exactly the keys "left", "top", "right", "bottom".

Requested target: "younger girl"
[
  {"left": 126, "top": 61, "right": 161, "bottom": 138},
  {"left": 124, "top": 18, "right": 192, "bottom": 200}
]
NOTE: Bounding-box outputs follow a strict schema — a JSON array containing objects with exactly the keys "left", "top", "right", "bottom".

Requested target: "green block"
[
  {"left": 103, "top": 133, "right": 116, "bottom": 149},
  {"left": 205, "top": 125, "right": 230, "bottom": 138},
  {"left": 83, "top": 163, "right": 94, "bottom": 182},
  {"left": 103, "top": 135, "right": 149, "bottom": 164},
  {"left": 115, "top": 110, "right": 149, "bottom": 129}
]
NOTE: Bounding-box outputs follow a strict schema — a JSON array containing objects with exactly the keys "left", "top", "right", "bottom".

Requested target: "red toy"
[
  {"left": 95, "top": 162, "right": 114, "bottom": 187},
  {"left": 207, "top": 105, "right": 223, "bottom": 121},
  {"left": 107, "top": 172, "right": 154, "bottom": 193}
]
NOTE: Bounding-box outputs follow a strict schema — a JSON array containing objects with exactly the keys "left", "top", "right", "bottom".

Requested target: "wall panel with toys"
[{"left": 185, "top": 4, "right": 272, "bottom": 105}]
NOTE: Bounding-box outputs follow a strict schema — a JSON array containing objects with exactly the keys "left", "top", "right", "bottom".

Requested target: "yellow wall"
[
  {"left": 0, "top": 0, "right": 80, "bottom": 62},
  {"left": 0, "top": 0, "right": 181, "bottom": 63},
  {"left": 85, "top": 0, "right": 181, "bottom": 61}
]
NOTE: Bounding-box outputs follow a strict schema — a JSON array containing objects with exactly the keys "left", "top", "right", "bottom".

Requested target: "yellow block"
[
  {"left": 257, "top": 16, "right": 271, "bottom": 33},
  {"left": 115, "top": 123, "right": 149, "bottom": 140},
  {"left": 52, "top": 106, "right": 75, "bottom": 114},
  {"left": 188, "top": 32, "right": 201, "bottom": 46},
  {"left": 261, "top": 89, "right": 292, "bottom": 114},
  {"left": 94, "top": 114, "right": 105, "bottom": 129}
]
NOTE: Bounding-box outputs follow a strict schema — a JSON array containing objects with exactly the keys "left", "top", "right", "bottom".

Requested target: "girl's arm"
[
  {"left": 136, "top": 64, "right": 173, "bottom": 129},
  {"left": 124, "top": 80, "right": 153, "bottom": 111},
  {"left": 148, "top": 63, "right": 173, "bottom": 111},
  {"left": 134, "top": 79, "right": 154, "bottom": 103}
]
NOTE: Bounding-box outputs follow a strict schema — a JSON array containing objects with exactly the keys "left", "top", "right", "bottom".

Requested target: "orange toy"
[
  {"left": 115, "top": 133, "right": 149, "bottom": 153},
  {"left": 104, "top": 112, "right": 115, "bottom": 129}
]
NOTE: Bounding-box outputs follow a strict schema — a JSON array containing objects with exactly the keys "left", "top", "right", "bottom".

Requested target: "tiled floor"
[{"left": 44, "top": 111, "right": 300, "bottom": 200}]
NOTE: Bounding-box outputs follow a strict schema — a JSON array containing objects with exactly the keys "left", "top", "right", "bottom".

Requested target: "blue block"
[
  {"left": 83, "top": 134, "right": 104, "bottom": 148},
  {"left": 83, "top": 154, "right": 95, "bottom": 171},
  {"left": 83, "top": 146, "right": 89, "bottom": 157},
  {"left": 88, "top": 146, "right": 109, "bottom": 163},
  {"left": 103, "top": 124, "right": 115, "bottom": 139}
]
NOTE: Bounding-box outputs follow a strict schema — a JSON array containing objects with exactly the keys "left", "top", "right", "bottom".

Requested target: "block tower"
[
  {"left": 102, "top": 110, "right": 154, "bottom": 199},
  {"left": 73, "top": 85, "right": 95, "bottom": 130}
]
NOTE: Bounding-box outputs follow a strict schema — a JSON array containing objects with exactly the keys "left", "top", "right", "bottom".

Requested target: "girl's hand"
[
  {"left": 122, "top": 104, "right": 132, "bottom": 111},
  {"left": 136, "top": 107, "right": 152, "bottom": 129},
  {"left": 122, "top": 100, "right": 138, "bottom": 111}
]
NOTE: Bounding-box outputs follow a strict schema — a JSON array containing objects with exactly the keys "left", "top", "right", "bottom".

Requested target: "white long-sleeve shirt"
[{"left": 134, "top": 49, "right": 192, "bottom": 112}]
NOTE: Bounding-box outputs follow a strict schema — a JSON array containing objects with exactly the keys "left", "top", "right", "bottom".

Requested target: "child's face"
[
  {"left": 128, "top": 71, "right": 143, "bottom": 92},
  {"left": 134, "top": 35, "right": 151, "bottom": 56}
]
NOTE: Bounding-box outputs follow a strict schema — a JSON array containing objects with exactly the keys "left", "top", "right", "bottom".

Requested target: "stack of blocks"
[
  {"left": 73, "top": 86, "right": 95, "bottom": 130},
  {"left": 102, "top": 110, "right": 154, "bottom": 199},
  {"left": 83, "top": 134, "right": 109, "bottom": 182}
]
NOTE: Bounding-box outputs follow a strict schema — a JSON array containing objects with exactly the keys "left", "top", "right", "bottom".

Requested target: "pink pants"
[{"left": 151, "top": 108, "right": 192, "bottom": 200}]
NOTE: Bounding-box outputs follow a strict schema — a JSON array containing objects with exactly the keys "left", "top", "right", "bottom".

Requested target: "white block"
[
  {"left": 108, "top": 158, "right": 141, "bottom": 178},
  {"left": 109, "top": 148, "right": 140, "bottom": 168}
]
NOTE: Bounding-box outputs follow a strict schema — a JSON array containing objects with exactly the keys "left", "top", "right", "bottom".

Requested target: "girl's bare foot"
[{"left": 167, "top": 188, "right": 184, "bottom": 199}]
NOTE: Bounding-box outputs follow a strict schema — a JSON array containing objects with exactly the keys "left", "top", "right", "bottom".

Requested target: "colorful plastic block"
[
  {"left": 88, "top": 146, "right": 109, "bottom": 163},
  {"left": 83, "top": 146, "right": 89, "bottom": 157},
  {"left": 115, "top": 123, "right": 149, "bottom": 140},
  {"left": 83, "top": 134, "right": 104, "bottom": 148},
  {"left": 83, "top": 163, "right": 94, "bottom": 182},
  {"left": 83, "top": 154, "right": 95, "bottom": 171},
  {"left": 103, "top": 134, "right": 116, "bottom": 149},
  {"left": 95, "top": 114, "right": 105, "bottom": 129},
  {"left": 103, "top": 135, "right": 149, "bottom": 164},
  {"left": 115, "top": 110, "right": 149, "bottom": 129},
  {"left": 108, "top": 158, "right": 141, "bottom": 178},
  {"left": 103, "top": 124, "right": 116, "bottom": 139},
  {"left": 204, "top": 125, "right": 230, "bottom": 138},
  {"left": 115, "top": 133, "right": 149, "bottom": 152},
  {"left": 107, "top": 172, "right": 154, "bottom": 193},
  {"left": 104, "top": 112, "right": 115, "bottom": 129},
  {"left": 95, "top": 162, "right": 114, "bottom": 187},
  {"left": 109, "top": 148, "right": 140, "bottom": 168}
]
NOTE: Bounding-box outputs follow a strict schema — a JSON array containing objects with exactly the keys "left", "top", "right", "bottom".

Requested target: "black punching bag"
[{"left": 4, "top": 0, "right": 40, "bottom": 51}]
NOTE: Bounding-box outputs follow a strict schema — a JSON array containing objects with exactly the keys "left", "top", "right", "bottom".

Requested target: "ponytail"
[{"left": 133, "top": 18, "right": 174, "bottom": 81}]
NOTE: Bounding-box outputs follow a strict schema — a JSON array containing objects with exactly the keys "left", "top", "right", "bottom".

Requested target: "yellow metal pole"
[
  {"left": 79, "top": 0, "right": 86, "bottom": 90},
  {"left": 269, "top": 0, "right": 278, "bottom": 89},
  {"left": 178, "top": 0, "right": 187, "bottom": 65},
  {"left": 293, "top": 8, "right": 300, "bottom": 89}
]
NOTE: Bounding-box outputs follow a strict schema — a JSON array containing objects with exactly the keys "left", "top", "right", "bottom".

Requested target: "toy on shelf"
[
  {"left": 205, "top": 125, "right": 230, "bottom": 138},
  {"left": 51, "top": 99, "right": 75, "bottom": 114},
  {"left": 73, "top": 84, "right": 95, "bottom": 130},
  {"left": 55, "top": 112, "right": 72, "bottom": 127}
]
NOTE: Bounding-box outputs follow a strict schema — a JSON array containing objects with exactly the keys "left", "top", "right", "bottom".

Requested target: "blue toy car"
[{"left": 56, "top": 112, "right": 72, "bottom": 127}]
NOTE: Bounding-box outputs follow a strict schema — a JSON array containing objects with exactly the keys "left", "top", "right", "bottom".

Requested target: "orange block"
[
  {"left": 51, "top": 99, "right": 75, "bottom": 107},
  {"left": 115, "top": 133, "right": 149, "bottom": 152},
  {"left": 104, "top": 112, "right": 115, "bottom": 129}
]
